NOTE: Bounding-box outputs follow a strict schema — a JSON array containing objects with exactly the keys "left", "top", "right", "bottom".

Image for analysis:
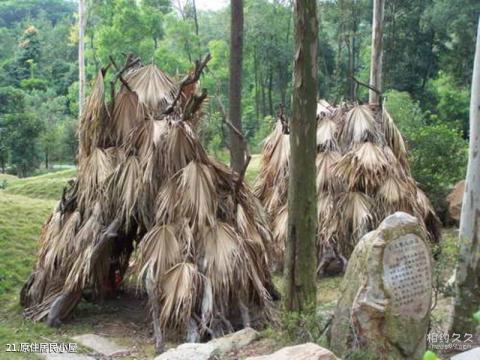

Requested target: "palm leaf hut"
[
  {"left": 21, "top": 55, "right": 275, "bottom": 352},
  {"left": 254, "top": 100, "right": 440, "bottom": 275}
]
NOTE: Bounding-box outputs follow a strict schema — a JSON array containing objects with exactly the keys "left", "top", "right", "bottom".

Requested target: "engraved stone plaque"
[
  {"left": 383, "top": 233, "right": 432, "bottom": 319},
  {"left": 331, "top": 212, "right": 433, "bottom": 359}
]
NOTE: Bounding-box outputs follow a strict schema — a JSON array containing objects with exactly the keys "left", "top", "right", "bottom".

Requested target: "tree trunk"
[
  {"left": 228, "top": 0, "right": 246, "bottom": 173},
  {"left": 78, "top": 0, "right": 86, "bottom": 116},
  {"left": 268, "top": 67, "right": 273, "bottom": 116},
  {"left": 368, "top": 0, "right": 384, "bottom": 105},
  {"left": 450, "top": 18, "right": 480, "bottom": 335},
  {"left": 284, "top": 0, "right": 318, "bottom": 312},
  {"left": 253, "top": 47, "right": 260, "bottom": 123},
  {"left": 192, "top": 0, "right": 199, "bottom": 36}
]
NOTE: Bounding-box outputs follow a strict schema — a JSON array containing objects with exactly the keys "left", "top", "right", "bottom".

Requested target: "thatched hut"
[
  {"left": 21, "top": 55, "right": 275, "bottom": 352},
  {"left": 255, "top": 101, "right": 440, "bottom": 274}
]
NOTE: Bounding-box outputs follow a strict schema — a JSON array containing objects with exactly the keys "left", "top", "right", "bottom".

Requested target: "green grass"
[
  {"left": 2, "top": 169, "right": 76, "bottom": 200},
  {"left": 0, "top": 192, "right": 65, "bottom": 359},
  {"left": 246, "top": 154, "right": 261, "bottom": 185}
]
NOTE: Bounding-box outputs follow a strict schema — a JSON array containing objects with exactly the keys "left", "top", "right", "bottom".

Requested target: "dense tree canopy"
[{"left": 0, "top": 0, "right": 476, "bottom": 211}]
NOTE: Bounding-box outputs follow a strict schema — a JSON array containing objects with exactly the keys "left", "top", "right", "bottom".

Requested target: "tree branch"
[
  {"left": 214, "top": 96, "right": 251, "bottom": 200},
  {"left": 350, "top": 75, "right": 383, "bottom": 100},
  {"left": 109, "top": 55, "right": 140, "bottom": 93},
  {"left": 164, "top": 53, "right": 212, "bottom": 114}
]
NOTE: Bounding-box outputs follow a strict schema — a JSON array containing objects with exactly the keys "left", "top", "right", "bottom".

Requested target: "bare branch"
[
  {"left": 109, "top": 55, "right": 140, "bottom": 93},
  {"left": 350, "top": 75, "right": 383, "bottom": 104},
  {"left": 215, "top": 96, "right": 251, "bottom": 199},
  {"left": 164, "top": 53, "right": 212, "bottom": 114}
]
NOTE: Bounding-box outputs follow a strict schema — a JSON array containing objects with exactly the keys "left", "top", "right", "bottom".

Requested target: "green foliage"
[
  {"left": 426, "top": 72, "right": 470, "bottom": 136},
  {"left": 282, "top": 305, "right": 327, "bottom": 344},
  {"left": 407, "top": 124, "right": 467, "bottom": 217},
  {"left": 423, "top": 350, "right": 439, "bottom": 360},
  {"left": 2, "top": 113, "right": 43, "bottom": 177},
  {"left": 20, "top": 77, "right": 48, "bottom": 91},
  {"left": 385, "top": 90, "right": 468, "bottom": 218},
  {"left": 473, "top": 310, "right": 480, "bottom": 324},
  {"left": 14, "top": 26, "right": 42, "bottom": 82},
  {"left": 0, "top": 0, "right": 477, "bottom": 183}
]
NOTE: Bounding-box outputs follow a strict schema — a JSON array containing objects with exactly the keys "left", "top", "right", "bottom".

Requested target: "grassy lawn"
[
  {"left": 1, "top": 169, "right": 77, "bottom": 200},
  {"left": 0, "top": 192, "right": 69, "bottom": 359}
]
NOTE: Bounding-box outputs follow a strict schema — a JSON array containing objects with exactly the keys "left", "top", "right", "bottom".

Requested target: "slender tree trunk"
[
  {"left": 284, "top": 0, "right": 318, "bottom": 313},
  {"left": 261, "top": 71, "right": 267, "bottom": 117},
  {"left": 78, "top": 0, "right": 86, "bottom": 116},
  {"left": 192, "top": 0, "right": 199, "bottom": 36},
  {"left": 228, "top": 0, "right": 246, "bottom": 173},
  {"left": 368, "top": 0, "right": 384, "bottom": 105},
  {"left": 253, "top": 47, "right": 260, "bottom": 122},
  {"left": 268, "top": 67, "right": 273, "bottom": 116},
  {"left": 450, "top": 18, "right": 480, "bottom": 335}
]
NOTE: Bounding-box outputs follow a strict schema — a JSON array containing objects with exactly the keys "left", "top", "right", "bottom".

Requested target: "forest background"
[{"left": 0, "top": 0, "right": 478, "bottom": 219}]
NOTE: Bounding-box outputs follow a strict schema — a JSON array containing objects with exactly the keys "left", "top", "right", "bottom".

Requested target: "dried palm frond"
[
  {"left": 317, "top": 118, "right": 338, "bottom": 151},
  {"left": 105, "top": 155, "right": 141, "bottom": 229},
  {"left": 125, "top": 65, "right": 178, "bottom": 113},
  {"left": 201, "top": 222, "right": 243, "bottom": 297},
  {"left": 78, "top": 71, "right": 107, "bottom": 158},
  {"left": 156, "top": 161, "right": 217, "bottom": 228},
  {"left": 158, "top": 262, "right": 203, "bottom": 329},
  {"left": 376, "top": 176, "right": 415, "bottom": 215},
  {"left": 316, "top": 151, "right": 342, "bottom": 192},
  {"left": 164, "top": 122, "right": 203, "bottom": 176},
  {"left": 382, "top": 107, "right": 409, "bottom": 170},
  {"left": 271, "top": 205, "right": 287, "bottom": 271},
  {"left": 414, "top": 188, "right": 441, "bottom": 242},
  {"left": 317, "top": 193, "right": 335, "bottom": 235},
  {"left": 333, "top": 142, "right": 391, "bottom": 193},
  {"left": 317, "top": 99, "right": 334, "bottom": 118},
  {"left": 137, "top": 225, "right": 181, "bottom": 289},
  {"left": 254, "top": 122, "right": 289, "bottom": 214},
  {"left": 336, "top": 191, "right": 375, "bottom": 250},
  {"left": 76, "top": 148, "right": 114, "bottom": 212},
  {"left": 340, "top": 104, "right": 379, "bottom": 145},
  {"left": 43, "top": 211, "right": 82, "bottom": 277},
  {"left": 63, "top": 203, "right": 103, "bottom": 292},
  {"left": 112, "top": 91, "right": 145, "bottom": 145}
]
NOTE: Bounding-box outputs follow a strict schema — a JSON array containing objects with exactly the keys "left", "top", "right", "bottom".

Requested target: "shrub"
[
  {"left": 385, "top": 90, "right": 468, "bottom": 220},
  {"left": 407, "top": 124, "right": 467, "bottom": 219}
]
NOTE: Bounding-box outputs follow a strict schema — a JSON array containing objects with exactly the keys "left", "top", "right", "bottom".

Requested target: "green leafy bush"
[
  {"left": 385, "top": 90, "right": 468, "bottom": 220},
  {"left": 407, "top": 124, "right": 467, "bottom": 217},
  {"left": 19, "top": 77, "right": 47, "bottom": 91}
]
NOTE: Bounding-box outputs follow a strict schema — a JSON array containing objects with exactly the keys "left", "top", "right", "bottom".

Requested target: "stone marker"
[
  {"left": 72, "top": 334, "right": 128, "bottom": 357},
  {"left": 330, "top": 212, "right": 432, "bottom": 359},
  {"left": 245, "top": 343, "right": 338, "bottom": 360},
  {"left": 451, "top": 347, "right": 480, "bottom": 360},
  {"left": 155, "top": 327, "right": 259, "bottom": 360}
]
